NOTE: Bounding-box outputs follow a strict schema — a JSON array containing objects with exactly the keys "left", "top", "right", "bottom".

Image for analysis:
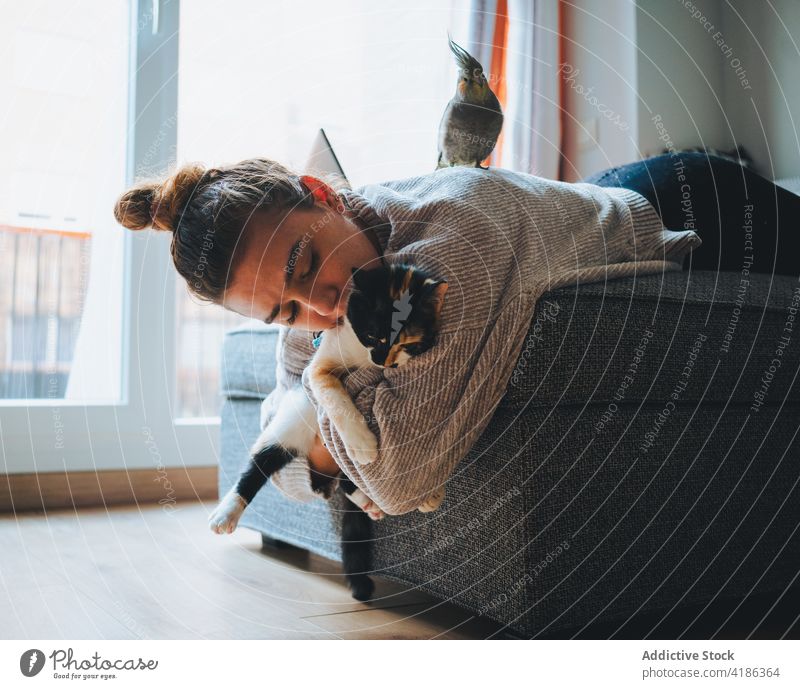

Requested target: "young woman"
[{"left": 114, "top": 152, "right": 800, "bottom": 515}]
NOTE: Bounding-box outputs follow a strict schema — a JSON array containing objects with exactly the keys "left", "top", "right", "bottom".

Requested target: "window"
[
  {"left": 174, "top": 0, "right": 466, "bottom": 418},
  {"left": 0, "top": 1, "right": 226, "bottom": 476},
  {"left": 175, "top": 291, "right": 260, "bottom": 419},
  {"left": 0, "top": 1, "right": 129, "bottom": 402},
  {"left": 1, "top": 0, "right": 467, "bottom": 474}
]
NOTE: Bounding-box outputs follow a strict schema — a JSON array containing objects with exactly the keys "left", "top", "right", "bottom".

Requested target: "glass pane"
[
  {"left": 0, "top": 0, "right": 129, "bottom": 402},
  {"left": 177, "top": 0, "right": 459, "bottom": 184},
  {"left": 175, "top": 287, "right": 263, "bottom": 419},
  {"left": 175, "top": 0, "right": 459, "bottom": 418}
]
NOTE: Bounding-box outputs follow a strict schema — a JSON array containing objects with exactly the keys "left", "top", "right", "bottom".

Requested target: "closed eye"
[
  {"left": 285, "top": 252, "right": 317, "bottom": 325},
  {"left": 301, "top": 252, "right": 318, "bottom": 280},
  {"left": 286, "top": 302, "right": 299, "bottom": 325}
]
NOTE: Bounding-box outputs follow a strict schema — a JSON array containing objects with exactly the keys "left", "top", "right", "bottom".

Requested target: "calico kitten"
[{"left": 209, "top": 262, "right": 448, "bottom": 600}]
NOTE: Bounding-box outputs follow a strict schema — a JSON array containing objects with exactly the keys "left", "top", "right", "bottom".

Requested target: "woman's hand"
[
  {"left": 307, "top": 434, "right": 384, "bottom": 519},
  {"left": 307, "top": 433, "right": 340, "bottom": 476}
]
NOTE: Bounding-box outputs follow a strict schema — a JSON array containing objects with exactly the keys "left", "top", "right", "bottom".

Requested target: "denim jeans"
[{"left": 583, "top": 152, "right": 800, "bottom": 277}]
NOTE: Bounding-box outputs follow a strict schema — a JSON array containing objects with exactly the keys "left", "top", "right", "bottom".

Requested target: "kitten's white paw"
[
  {"left": 341, "top": 421, "right": 378, "bottom": 465},
  {"left": 417, "top": 487, "right": 446, "bottom": 513},
  {"left": 346, "top": 488, "right": 386, "bottom": 521},
  {"left": 209, "top": 491, "right": 247, "bottom": 534}
]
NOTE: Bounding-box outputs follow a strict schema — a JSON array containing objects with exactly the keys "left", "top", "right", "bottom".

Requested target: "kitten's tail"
[{"left": 341, "top": 506, "right": 375, "bottom": 602}]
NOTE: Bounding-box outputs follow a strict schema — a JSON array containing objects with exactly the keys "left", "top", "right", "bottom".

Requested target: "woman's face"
[{"left": 222, "top": 196, "right": 383, "bottom": 332}]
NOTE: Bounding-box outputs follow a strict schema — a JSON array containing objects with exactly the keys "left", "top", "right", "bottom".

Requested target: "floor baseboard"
[{"left": 0, "top": 466, "right": 218, "bottom": 512}]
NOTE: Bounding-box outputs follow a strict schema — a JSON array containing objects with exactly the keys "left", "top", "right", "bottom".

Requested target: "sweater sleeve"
[
  {"left": 259, "top": 326, "right": 301, "bottom": 429},
  {"left": 302, "top": 292, "right": 535, "bottom": 515}
]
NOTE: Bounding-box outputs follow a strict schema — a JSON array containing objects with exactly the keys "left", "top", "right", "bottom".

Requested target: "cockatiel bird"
[{"left": 437, "top": 36, "right": 504, "bottom": 169}]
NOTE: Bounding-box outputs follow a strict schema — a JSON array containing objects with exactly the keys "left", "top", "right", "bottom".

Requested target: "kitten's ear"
[{"left": 429, "top": 281, "right": 448, "bottom": 319}]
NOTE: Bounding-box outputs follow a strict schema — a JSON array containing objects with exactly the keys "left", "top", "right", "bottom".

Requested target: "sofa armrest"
[{"left": 501, "top": 270, "right": 800, "bottom": 410}]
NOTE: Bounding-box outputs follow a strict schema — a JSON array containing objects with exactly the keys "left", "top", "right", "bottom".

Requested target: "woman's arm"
[{"left": 303, "top": 298, "right": 533, "bottom": 515}]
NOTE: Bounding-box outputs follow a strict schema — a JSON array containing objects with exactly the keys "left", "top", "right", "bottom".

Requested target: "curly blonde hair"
[{"left": 113, "top": 158, "right": 319, "bottom": 303}]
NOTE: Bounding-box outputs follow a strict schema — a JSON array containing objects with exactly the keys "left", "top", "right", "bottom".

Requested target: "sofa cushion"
[
  {"left": 220, "top": 325, "right": 280, "bottom": 399},
  {"left": 500, "top": 270, "right": 800, "bottom": 410}
]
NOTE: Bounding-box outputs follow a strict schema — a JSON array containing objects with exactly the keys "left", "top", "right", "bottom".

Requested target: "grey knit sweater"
[{"left": 265, "top": 166, "right": 701, "bottom": 515}]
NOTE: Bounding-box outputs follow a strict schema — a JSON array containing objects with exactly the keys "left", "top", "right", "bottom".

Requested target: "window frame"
[{"left": 0, "top": 0, "right": 220, "bottom": 476}]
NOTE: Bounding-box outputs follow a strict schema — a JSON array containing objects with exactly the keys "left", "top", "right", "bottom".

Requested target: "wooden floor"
[
  {"left": 0, "top": 501, "right": 503, "bottom": 639},
  {"left": 3, "top": 502, "right": 797, "bottom": 640}
]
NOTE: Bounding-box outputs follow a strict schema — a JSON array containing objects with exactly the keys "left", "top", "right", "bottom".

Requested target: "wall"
[
  {"left": 561, "top": 0, "right": 800, "bottom": 180},
  {"left": 560, "top": 0, "right": 639, "bottom": 180},
  {"left": 635, "top": 0, "right": 732, "bottom": 158},
  {"left": 721, "top": 0, "right": 800, "bottom": 178},
  {"left": 560, "top": 0, "right": 734, "bottom": 181}
]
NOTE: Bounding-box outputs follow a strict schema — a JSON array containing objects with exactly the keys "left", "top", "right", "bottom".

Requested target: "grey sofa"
[{"left": 218, "top": 269, "right": 800, "bottom": 638}]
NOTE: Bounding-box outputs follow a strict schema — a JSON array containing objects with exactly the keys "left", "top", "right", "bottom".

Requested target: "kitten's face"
[{"left": 346, "top": 263, "right": 448, "bottom": 368}]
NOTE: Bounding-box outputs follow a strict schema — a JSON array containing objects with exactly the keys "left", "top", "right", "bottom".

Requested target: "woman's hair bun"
[{"left": 113, "top": 163, "right": 207, "bottom": 232}]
